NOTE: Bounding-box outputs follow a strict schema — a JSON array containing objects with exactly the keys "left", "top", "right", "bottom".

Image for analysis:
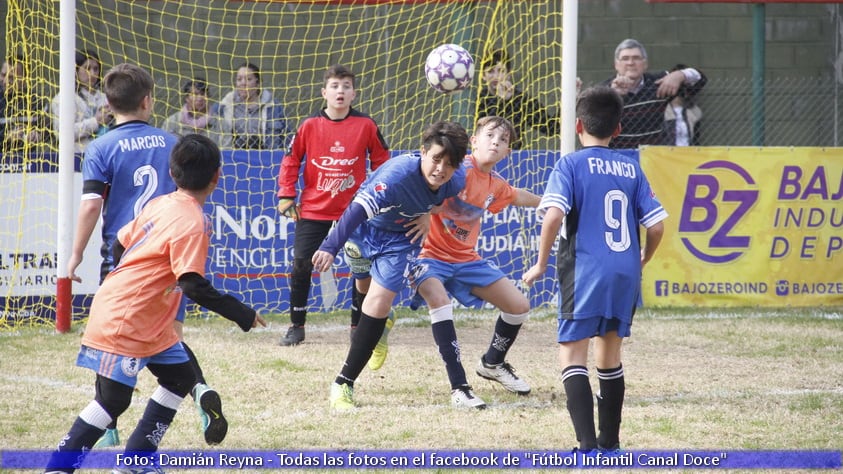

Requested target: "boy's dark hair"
[
  {"left": 481, "top": 49, "right": 511, "bottom": 72},
  {"left": 324, "top": 64, "right": 355, "bottom": 88},
  {"left": 421, "top": 120, "right": 469, "bottom": 168},
  {"left": 102, "top": 63, "right": 154, "bottom": 114},
  {"left": 182, "top": 77, "right": 209, "bottom": 96},
  {"left": 475, "top": 116, "right": 517, "bottom": 146},
  {"left": 75, "top": 49, "right": 102, "bottom": 87},
  {"left": 236, "top": 62, "right": 261, "bottom": 84},
  {"left": 576, "top": 86, "right": 623, "bottom": 139},
  {"left": 170, "top": 134, "right": 221, "bottom": 191}
]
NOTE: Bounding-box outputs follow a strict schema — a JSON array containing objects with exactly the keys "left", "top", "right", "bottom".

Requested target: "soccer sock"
[
  {"left": 379, "top": 310, "right": 395, "bottom": 344},
  {"left": 45, "top": 401, "right": 113, "bottom": 472},
  {"left": 289, "top": 258, "right": 312, "bottom": 327},
  {"left": 182, "top": 342, "right": 207, "bottom": 392},
  {"left": 350, "top": 285, "right": 364, "bottom": 328},
  {"left": 483, "top": 312, "right": 525, "bottom": 365},
  {"left": 562, "top": 365, "right": 597, "bottom": 450},
  {"left": 123, "top": 386, "right": 183, "bottom": 452},
  {"left": 596, "top": 365, "right": 625, "bottom": 449},
  {"left": 430, "top": 305, "right": 466, "bottom": 389},
  {"left": 335, "top": 312, "right": 386, "bottom": 387}
]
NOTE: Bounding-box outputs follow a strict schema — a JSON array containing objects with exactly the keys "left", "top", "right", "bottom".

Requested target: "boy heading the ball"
[
  {"left": 312, "top": 120, "right": 469, "bottom": 410},
  {"left": 410, "top": 116, "right": 540, "bottom": 409},
  {"left": 45, "top": 134, "right": 266, "bottom": 474},
  {"left": 522, "top": 86, "right": 667, "bottom": 451},
  {"left": 276, "top": 64, "right": 390, "bottom": 346}
]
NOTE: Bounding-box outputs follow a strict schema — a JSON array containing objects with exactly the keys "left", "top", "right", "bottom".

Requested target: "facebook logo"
[{"left": 655, "top": 280, "right": 669, "bottom": 296}]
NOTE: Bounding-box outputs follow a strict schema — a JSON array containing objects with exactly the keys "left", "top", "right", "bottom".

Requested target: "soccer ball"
[{"left": 424, "top": 44, "right": 475, "bottom": 94}]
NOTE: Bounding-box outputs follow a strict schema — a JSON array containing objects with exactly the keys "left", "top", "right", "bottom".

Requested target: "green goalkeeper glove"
[{"left": 278, "top": 198, "right": 300, "bottom": 221}]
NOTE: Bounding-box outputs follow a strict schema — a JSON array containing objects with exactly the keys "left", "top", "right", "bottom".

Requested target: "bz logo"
[{"left": 678, "top": 161, "right": 758, "bottom": 263}]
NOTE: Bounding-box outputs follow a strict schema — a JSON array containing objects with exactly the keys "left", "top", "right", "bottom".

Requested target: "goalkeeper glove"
[{"left": 278, "top": 198, "right": 300, "bottom": 221}]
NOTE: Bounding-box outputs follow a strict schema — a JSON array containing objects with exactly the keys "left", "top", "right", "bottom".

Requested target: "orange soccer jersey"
[
  {"left": 81, "top": 192, "right": 212, "bottom": 358},
  {"left": 419, "top": 155, "right": 517, "bottom": 263}
]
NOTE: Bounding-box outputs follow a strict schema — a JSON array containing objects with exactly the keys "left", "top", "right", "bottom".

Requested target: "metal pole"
[
  {"left": 55, "top": 0, "right": 77, "bottom": 333},
  {"left": 561, "top": 0, "right": 578, "bottom": 155},
  {"left": 751, "top": 3, "right": 765, "bottom": 146}
]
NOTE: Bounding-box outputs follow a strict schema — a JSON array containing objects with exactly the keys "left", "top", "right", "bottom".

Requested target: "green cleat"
[
  {"left": 329, "top": 382, "right": 355, "bottom": 410},
  {"left": 367, "top": 311, "right": 395, "bottom": 371},
  {"left": 193, "top": 383, "right": 228, "bottom": 445},
  {"left": 93, "top": 428, "right": 120, "bottom": 448}
]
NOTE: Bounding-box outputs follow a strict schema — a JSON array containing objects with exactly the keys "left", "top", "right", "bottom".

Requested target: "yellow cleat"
[
  {"left": 330, "top": 382, "right": 355, "bottom": 410},
  {"left": 367, "top": 311, "right": 395, "bottom": 371}
]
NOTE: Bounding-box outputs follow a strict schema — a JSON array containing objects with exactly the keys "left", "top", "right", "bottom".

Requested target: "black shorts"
[{"left": 292, "top": 218, "right": 335, "bottom": 260}]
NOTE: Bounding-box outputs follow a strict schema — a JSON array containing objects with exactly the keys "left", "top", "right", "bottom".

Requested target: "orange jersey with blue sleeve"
[
  {"left": 419, "top": 155, "right": 517, "bottom": 263},
  {"left": 81, "top": 192, "right": 212, "bottom": 358}
]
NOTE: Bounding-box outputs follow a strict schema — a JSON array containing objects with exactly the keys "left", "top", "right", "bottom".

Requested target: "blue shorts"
[
  {"left": 557, "top": 316, "right": 632, "bottom": 343},
  {"left": 410, "top": 258, "right": 505, "bottom": 309},
  {"left": 348, "top": 223, "right": 419, "bottom": 293},
  {"left": 76, "top": 342, "right": 189, "bottom": 388}
]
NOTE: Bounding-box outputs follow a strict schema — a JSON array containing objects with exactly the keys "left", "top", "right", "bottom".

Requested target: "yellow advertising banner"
[{"left": 640, "top": 147, "right": 842, "bottom": 307}]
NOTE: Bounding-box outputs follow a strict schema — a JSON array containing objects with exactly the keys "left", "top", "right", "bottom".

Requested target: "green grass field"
[{"left": 1, "top": 306, "right": 841, "bottom": 473}]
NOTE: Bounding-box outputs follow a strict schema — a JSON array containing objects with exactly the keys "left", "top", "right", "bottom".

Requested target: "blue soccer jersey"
[
  {"left": 82, "top": 121, "right": 178, "bottom": 270},
  {"left": 353, "top": 153, "right": 466, "bottom": 232},
  {"left": 539, "top": 146, "right": 667, "bottom": 321}
]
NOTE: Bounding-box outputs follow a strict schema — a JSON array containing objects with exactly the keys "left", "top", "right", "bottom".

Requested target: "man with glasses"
[{"left": 602, "top": 38, "right": 705, "bottom": 149}]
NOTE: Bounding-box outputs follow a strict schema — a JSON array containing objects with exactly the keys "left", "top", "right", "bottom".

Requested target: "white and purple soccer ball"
[{"left": 424, "top": 44, "right": 475, "bottom": 94}]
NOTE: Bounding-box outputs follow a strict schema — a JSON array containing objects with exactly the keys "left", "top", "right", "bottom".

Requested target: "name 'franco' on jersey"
[
  {"left": 352, "top": 153, "right": 466, "bottom": 233},
  {"left": 81, "top": 120, "right": 178, "bottom": 268},
  {"left": 538, "top": 146, "right": 668, "bottom": 321}
]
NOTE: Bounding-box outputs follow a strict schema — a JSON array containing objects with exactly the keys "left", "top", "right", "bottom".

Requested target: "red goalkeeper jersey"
[{"left": 277, "top": 108, "right": 389, "bottom": 221}]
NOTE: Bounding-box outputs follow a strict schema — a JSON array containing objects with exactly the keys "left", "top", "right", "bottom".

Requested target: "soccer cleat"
[
  {"left": 93, "top": 428, "right": 120, "bottom": 448},
  {"left": 367, "top": 311, "right": 395, "bottom": 371},
  {"left": 476, "top": 357, "right": 531, "bottom": 395},
  {"left": 279, "top": 325, "right": 305, "bottom": 346},
  {"left": 450, "top": 385, "right": 487, "bottom": 410},
  {"left": 330, "top": 382, "right": 355, "bottom": 410},
  {"left": 194, "top": 383, "right": 228, "bottom": 445}
]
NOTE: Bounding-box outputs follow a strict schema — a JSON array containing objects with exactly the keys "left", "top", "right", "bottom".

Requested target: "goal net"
[{"left": 1, "top": 0, "right": 563, "bottom": 328}]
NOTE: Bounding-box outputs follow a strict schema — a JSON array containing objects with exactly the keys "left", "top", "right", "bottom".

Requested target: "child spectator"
[
  {"left": 218, "top": 62, "right": 289, "bottom": 150},
  {"left": 162, "top": 77, "right": 220, "bottom": 143},
  {"left": 50, "top": 49, "right": 111, "bottom": 153}
]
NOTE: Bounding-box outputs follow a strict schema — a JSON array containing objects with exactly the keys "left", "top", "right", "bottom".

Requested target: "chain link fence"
[{"left": 694, "top": 76, "right": 842, "bottom": 147}]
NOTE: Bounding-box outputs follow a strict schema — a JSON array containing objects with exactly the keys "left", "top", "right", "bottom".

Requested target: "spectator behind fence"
[
  {"left": 50, "top": 49, "right": 112, "bottom": 153},
  {"left": 664, "top": 63, "right": 706, "bottom": 146},
  {"left": 0, "top": 59, "right": 9, "bottom": 92},
  {"left": 477, "top": 49, "right": 560, "bottom": 149},
  {"left": 162, "top": 78, "right": 220, "bottom": 143},
  {"left": 602, "top": 38, "right": 705, "bottom": 149},
  {"left": 0, "top": 54, "right": 50, "bottom": 152},
  {"left": 217, "top": 62, "right": 289, "bottom": 150}
]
